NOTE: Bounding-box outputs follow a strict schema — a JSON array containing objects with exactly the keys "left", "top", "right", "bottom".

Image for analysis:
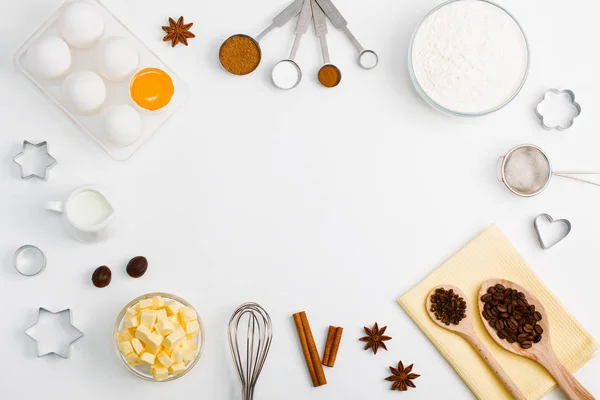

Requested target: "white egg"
[
  {"left": 63, "top": 71, "right": 106, "bottom": 115},
  {"left": 59, "top": 1, "right": 104, "bottom": 48},
  {"left": 27, "top": 36, "right": 72, "bottom": 79},
  {"left": 98, "top": 37, "right": 139, "bottom": 81},
  {"left": 103, "top": 105, "right": 142, "bottom": 147}
]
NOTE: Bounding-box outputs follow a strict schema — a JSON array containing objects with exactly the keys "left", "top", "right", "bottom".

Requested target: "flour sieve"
[{"left": 497, "top": 144, "right": 600, "bottom": 197}]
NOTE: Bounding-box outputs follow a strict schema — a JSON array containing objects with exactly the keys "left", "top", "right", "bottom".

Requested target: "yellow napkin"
[{"left": 398, "top": 225, "right": 597, "bottom": 400}]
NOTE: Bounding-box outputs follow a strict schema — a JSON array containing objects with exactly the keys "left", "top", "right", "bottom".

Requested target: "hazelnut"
[
  {"left": 92, "top": 266, "right": 112, "bottom": 288},
  {"left": 126, "top": 256, "right": 148, "bottom": 278}
]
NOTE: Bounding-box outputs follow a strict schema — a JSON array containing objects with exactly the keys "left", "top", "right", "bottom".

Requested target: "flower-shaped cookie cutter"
[{"left": 534, "top": 89, "right": 581, "bottom": 131}]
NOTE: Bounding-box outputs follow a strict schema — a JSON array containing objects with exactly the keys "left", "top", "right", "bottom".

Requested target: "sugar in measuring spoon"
[
  {"left": 312, "top": 0, "right": 341, "bottom": 88},
  {"left": 220, "top": 0, "right": 303, "bottom": 75},
  {"left": 272, "top": 0, "right": 313, "bottom": 90},
  {"left": 315, "top": 0, "right": 378, "bottom": 69}
]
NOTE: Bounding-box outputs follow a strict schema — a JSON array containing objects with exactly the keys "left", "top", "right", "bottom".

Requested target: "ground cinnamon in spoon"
[
  {"left": 219, "top": 34, "right": 261, "bottom": 75},
  {"left": 318, "top": 65, "right": 341, "bottom": 88}
]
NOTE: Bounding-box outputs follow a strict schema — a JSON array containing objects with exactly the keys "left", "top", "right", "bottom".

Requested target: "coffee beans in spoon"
[
  {"left": 429, "top": 288, "right": 467, "bottom": 326},
  {"left": 480, "top": 284, "right": 543, "bottom": 349}
]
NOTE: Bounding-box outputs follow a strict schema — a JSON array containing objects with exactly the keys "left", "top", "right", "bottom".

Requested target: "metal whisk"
[{"left": 228, "top": 302, "right": 273, "bottom": 400}]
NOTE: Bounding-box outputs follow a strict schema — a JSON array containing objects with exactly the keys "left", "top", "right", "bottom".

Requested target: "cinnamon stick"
[
  {"left": 294, "top": 311, "right": 327, "bottom": 386},
  {"left": 322, "top": 326, "right": 336, "bottom": 366},
  {"left": 293, "top": 313, "right": 318, "bottom": 387},
  {"left": 327, "top": 327, "right": 343, "bottom": 367}
]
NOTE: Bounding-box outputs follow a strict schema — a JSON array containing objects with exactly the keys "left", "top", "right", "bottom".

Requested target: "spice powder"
[
  {"left": 219, "top": 34, "right": 261, "bottom": 76},
  {"left": 318, "top": 65, "right": 341, "bottom": 88}
]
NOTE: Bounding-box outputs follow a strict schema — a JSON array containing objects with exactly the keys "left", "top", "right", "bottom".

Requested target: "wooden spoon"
[
  {"left": 478, "top": 279, "right": 595, "bottom": 400},
  {"left": 426, "top": 285, "right": 526, "bottom": 400}
]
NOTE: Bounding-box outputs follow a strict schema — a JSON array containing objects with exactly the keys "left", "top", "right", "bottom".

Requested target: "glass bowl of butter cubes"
[{"left": 114, "top": 292, "right": 204, "bottom": 381}]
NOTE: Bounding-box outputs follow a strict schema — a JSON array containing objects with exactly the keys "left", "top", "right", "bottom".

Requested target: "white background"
[{"left": 0, "top": 0, "right": 598, "bottom": 398}]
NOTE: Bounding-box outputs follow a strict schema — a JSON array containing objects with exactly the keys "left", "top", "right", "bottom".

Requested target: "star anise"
[
  {"left": 359, "top": 322, "right": 391, "bottom": 354},
  {"left": 162, "top": 16, "right": 195, "bottom": 47},
  {"left": 385, "top": 361, "right": 420, "bottom": 391}
]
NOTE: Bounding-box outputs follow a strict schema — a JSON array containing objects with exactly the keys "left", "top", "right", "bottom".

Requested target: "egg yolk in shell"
[{"left": 130, "top": 68, "right": 174, "bottom": 111}]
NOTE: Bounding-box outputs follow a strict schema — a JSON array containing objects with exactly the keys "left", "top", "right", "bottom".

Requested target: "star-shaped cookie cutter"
[
  {"left": 13, "top": 140, "right": 57, "bottom": 180},
  {"left": 25, "top": 308, "right": 84, "bottom": 358}
]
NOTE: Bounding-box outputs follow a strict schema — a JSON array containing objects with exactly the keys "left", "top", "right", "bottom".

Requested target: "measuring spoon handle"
[
  {"left": 256, "top": 0, "right": 304, "bottom": 41},
  {"left": 537, "top": 350, "right": 595, "bottom": 400},
  {"left": 315, "top": 0, "right": 364, "bottom": 53},
  {"left": 464, "top": 334, "right": 527, "bottom": 400}
]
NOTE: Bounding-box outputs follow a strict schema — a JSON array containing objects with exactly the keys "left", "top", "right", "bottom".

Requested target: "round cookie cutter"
[{"left": 14, "top": 245, "right": 47, "bottom": 276}]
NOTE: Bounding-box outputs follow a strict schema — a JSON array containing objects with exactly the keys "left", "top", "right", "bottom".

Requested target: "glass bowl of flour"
[{"left": 409, "top": 0, "right": 529, "bottom": 117}]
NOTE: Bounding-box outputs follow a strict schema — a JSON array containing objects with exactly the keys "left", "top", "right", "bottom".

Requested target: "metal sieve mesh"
[{"left": 502, "top": 146, "right": 551, "bottom": 196}]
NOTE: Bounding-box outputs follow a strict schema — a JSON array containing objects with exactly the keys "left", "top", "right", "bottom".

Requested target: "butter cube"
[
  {"left": 164, "top": 327, "right": 186, "bottom": 350},
  {"left": 156, "top": 309, "right": 168, "bottom": 322},
  {"left": 152, "top": 296, "right": 165, "bottom": 310},
  {"left": 157, "top": 351, "right": 174, "bottom": 368},
  {"left": 180, "top": 339, "right": 196, "bottom": 351},
  {"left": 125, "top": 307, "right": 137, "bottom": 317},
  {"left": 131, "top": 338, "right": 144, "bottom": 355},
  {"left": 140, "top": 310, "right": 158, "bottom": 330},
  {"left": 182, "top": 320, "right": 200, "bottom": 335},
  {"left": 168, "top": 315, "right": 181, "bottom": 329},
  {"left": 164, "top": 347, "right": 173, "bottom": 357},
  {"left": 119, "top": 341, "right": 134, "bottom": 356},
  {"left": 138, "top": 298, "right": 153, "bottom": 310},
  {"left": 165, "top": 301, "right": 182, "bottom": 316},
  {"left": 179, "top": 307, "right": 197, "bottom": 322},
  {"left": 151, "top": 364, "right": 169, "bottom": 381},
  {"left": 183, "top": 350, "right": 195, "bottom": 362},
  {"left": 135, "top": 324, "right": 152, "bottom": 343},
  {"left": 172, "top": 347, "right": 185, "bottom": 364},
  {"left": 124, "top": 315, "right": 140, "bottom": 329},
  {"left": 127, "top": 352, "right": 140, "bottom": 366},
  {"left": 118, "top": 329, "right": 134, "bottom": 342},
  {"left": 170, "top": 363, "right": 186, "bottom": 375},
  {"left": 186, "top": 333, "right": 198, "bottom": 340},
  {"left": 146, "top": 332, "right": 164, "bottom": 354},
  {"left": 140, "top": 352, "right": 156, "bottom": 366},
  {"left": 155, "top": 319, "right": 175, "bottom": 337}
]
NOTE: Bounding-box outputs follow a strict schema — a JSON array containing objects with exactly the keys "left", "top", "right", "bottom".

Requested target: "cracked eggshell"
[
  {"left": 63, "top": 71, "right": 106, "bottom": 115},
  {"left": 26, "top": 36, "right": 72, "bottom": 80},
  {"left": 59, "top": 1, "right": 104, "bottom": 48}
]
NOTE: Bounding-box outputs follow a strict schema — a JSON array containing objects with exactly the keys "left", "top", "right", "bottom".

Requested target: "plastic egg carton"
[{"left": 14, "top": 0, "right": 188, "bottom": 161}]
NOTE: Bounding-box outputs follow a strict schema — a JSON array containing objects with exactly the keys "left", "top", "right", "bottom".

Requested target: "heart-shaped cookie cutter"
[{"left": 534, "top": 213, "right": 571, "bottom": 250}]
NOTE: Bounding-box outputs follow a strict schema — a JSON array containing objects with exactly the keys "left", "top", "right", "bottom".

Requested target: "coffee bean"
[
  {"left": 507, "top": 335, "right": 517, "bottom": 344},
  {"left": 500, "top": 312, "right": 509, "bottom": 319},
  {"left": 495, "top": 284, "right": 505, "bottom": 291},
  {"left": 92, "top": 266, "right": 112, "bottom": 288},
  {"left": 481, "top": 294, "right": 493, "bottom": 302},
  {"left": 520, "top": 341, "right": 532, "bottom": 349},
  {"left": 493, "top": 293, "right": 504, "bottom": 301},
  {"left": 488, "top": 287, "right": 497, "bottom": 294},
  {"left": 533, "top": 335, "right": 542, "bottom": 343},
  {"left": 534, "top": 311, "right": 542, "bottom": 321},
  {"left": 491, "top": 308, "right": 499, "bottom": 317},
  {"left": 534, "top": 325, "right": 543, "bottom": 335},
  {"left": 126, "top": 256, "right": 148, "bottom": 278},
  {"left": 523, "top": 324, "right": 533, "bottom": 333},
  {"left": 497, "top": 330, "right": 507, "bottom": 339},
  {"left": 495, "top": 320, "right": 504, "bottom": 330},
  {"left": 497, "top": 305, "right": 507, "bottom": 313}
]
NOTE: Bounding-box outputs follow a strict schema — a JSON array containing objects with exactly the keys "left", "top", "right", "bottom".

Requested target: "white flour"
[{"left": 411, "top": 0, "right": 528, "bottom": 114}]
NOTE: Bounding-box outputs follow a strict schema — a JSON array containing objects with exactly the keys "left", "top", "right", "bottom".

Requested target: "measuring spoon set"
[{"left": 219, "top": 0, "right": 377, "bottom": 89}]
